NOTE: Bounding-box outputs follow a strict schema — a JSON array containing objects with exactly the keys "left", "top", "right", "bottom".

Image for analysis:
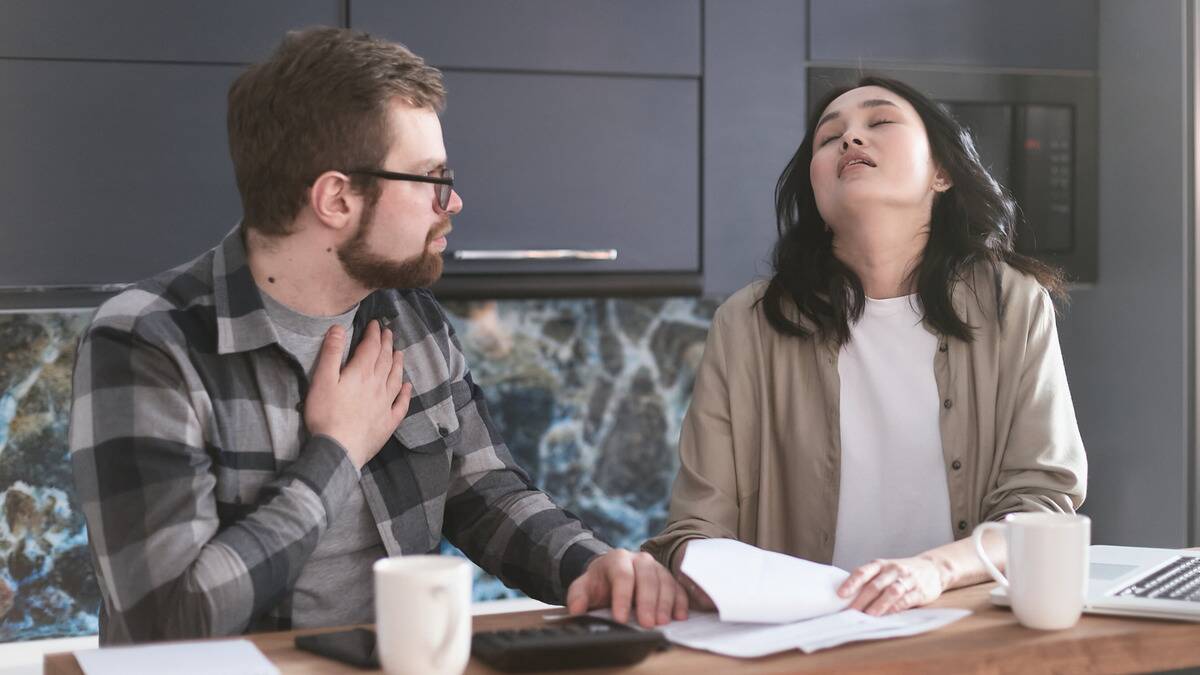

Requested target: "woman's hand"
[{"left": 837, "top": 556, "right": 946, "bottom": 616}]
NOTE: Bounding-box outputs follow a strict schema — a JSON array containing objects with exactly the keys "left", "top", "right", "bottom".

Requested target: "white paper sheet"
[
  {"left": 680, "top": 538, "right": 852, "bottom": 623},
  {"left": 793, "top": 608, "right": 971, "bottom": 653},
  {"left": 657, "top": 538, "right": 972, "bottom": 657},
  {"left": 75, "top": 639, "right": 279, "bottom": 675},
  {"left": 657, "top": 608, "right": 971, "bottom": 657}
]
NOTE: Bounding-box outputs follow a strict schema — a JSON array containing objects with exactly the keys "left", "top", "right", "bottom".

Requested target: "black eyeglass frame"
[{"left": 345, "top": 168, "right": 455, "bottom": 210}]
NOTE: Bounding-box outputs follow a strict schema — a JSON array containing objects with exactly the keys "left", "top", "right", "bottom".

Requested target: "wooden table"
[{"left": 45, "top": 582, "right": 1200, "bottom": 674}]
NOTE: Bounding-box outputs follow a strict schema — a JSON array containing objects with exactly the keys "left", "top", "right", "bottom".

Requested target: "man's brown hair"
[{"left": 228, "top": 27, "right": 446, "bottom": 236}]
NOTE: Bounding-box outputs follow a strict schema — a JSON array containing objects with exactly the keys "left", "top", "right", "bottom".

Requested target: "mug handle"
[
  {"left": 972, "top": 522, "right": 1009, "bottom": 588},
  {"left": 429, "top": 584, "right": 460, "bottom": 670}
]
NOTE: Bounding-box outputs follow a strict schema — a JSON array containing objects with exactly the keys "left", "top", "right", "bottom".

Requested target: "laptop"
[{"left": 990, "top": 545, "right": 1200, "bottom": 622}]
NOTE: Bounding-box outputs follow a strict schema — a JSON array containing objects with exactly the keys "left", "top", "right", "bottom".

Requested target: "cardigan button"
[
  {"left": 943, "top": 398, "right": 953, "bottom": 410},
  {"left": 952, "top": 460, "right": 962, "bottom": 470},
  {"left": 958, "top": 520, "right": 968, "bottom": 531},
  {"left": 939, "top": 343, "right": 948, "bottom": 353}
]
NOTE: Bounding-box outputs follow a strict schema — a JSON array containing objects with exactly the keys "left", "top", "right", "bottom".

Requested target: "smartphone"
[{"left": 294, "top": 627, "right": 380, "bottom": 668}]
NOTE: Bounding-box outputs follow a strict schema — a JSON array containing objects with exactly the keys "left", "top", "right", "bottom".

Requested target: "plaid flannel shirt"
[{"left": 69, "top": 228, "right": 610, "bottom": 644}]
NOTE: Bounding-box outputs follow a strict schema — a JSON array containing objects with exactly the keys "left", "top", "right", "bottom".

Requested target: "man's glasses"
[{"left": 345, "top": 168, "right": 455, "bottom": 210}]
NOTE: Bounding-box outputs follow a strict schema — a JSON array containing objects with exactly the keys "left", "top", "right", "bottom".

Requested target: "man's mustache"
[{"left": 427, "top": 220, "right": 452, "bottom": 243}]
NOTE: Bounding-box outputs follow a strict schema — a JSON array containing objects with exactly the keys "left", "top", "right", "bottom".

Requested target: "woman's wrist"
[
  {"left": 918, "top": 550, "right": 956, "bottom": 591},
  {"left": 918, "top": 534, "right": 1005, "bottom": 591}
]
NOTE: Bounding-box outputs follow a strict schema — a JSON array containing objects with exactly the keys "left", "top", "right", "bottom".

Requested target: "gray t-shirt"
[{"left": 259, "top": 290, "right": 388, "bottom": 628}]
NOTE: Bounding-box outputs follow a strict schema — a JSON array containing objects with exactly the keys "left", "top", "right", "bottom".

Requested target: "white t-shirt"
[
  {"left": 831, "top": 294, "right": 954, "bottom": 571},
  {"left": 259, "top": 291, "right": 386, "bottom": 628}
]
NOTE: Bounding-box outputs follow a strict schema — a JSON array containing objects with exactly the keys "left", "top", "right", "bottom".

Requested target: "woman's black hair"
[{"left": 761, "top": 75, "right": 1066, "bottom": 344}]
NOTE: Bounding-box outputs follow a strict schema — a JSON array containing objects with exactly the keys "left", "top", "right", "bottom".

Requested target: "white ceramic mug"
[
  {"left": 374, "top": 555, "right": 473, "bottom": 675},
  {"left": 972, "top": 512, "right": 1090, "bottom": 630}
]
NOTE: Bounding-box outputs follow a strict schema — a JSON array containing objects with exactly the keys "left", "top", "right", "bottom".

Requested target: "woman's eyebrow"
[
  {"left": 861, "top": 98, "right": 900, "bottom": 110},
  {"left": 815, "top": 110, "right": 841, "bottom": 130}
]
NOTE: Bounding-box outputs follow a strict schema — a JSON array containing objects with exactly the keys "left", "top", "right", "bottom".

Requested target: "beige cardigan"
[{"left": 643, "top": 264, "right": 1087, "bottom": 571}]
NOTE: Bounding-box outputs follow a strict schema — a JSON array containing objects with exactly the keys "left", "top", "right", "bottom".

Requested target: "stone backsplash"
[
  {"left": 0, "top": 296, "right": 716, "bottom": 640},
  {"left": 0, "top": 311, "right": 97, "bottom": 641}
]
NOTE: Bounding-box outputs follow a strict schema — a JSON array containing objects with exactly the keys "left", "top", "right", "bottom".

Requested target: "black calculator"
[{"left": 471, "top": 615, "right": 668, "bottom": 672}]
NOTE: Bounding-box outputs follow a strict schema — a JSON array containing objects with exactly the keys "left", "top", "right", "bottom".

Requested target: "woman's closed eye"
[{"left": 819, "top": 120, "right": 893, "bottom": 146}]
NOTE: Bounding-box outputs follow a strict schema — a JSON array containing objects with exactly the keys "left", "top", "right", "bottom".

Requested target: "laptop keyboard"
[{"left": 1115, "top": 556, "right": 1200, "bottom": 602}]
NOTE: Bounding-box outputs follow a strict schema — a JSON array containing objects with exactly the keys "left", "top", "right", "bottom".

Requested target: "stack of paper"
[
  {"left": 659, "top": 607, "right": 969, "bottom": 657},
  {"left": 657, "top": 538, "right": 970, "bottom": 657},
  {"left": 680, "top": 538, "right": 853, "bottom": 623},
  {"left": 75, "top": 639, "right": 279, "bottom": 675}
]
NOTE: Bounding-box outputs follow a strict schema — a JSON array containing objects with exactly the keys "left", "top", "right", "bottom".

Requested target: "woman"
[{"left": 643, "top": 76, "right": 1087, "bottom": 616}]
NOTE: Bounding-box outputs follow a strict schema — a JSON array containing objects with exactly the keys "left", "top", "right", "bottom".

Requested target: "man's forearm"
[
  {"left": 442, "top": 377, "right": 613, "bottom": 603},
  {"left": 77, "top": 435, "right": 359, "bottom": 643},
  {"left": 444, "top": 484, "right": 611, "bottom": 603}
]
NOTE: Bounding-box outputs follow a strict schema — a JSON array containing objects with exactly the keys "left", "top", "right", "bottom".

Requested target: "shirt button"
[
  {"left": 938, "top": 343, "right": 948, "bottom": 353},
  {"left": 952, "top": 460, "right": 962, "bottom": 470},
  {"left": 943, "top": 398, "right": 953, "bottom": 409},
  {"left": 958, "top": 520, "right": 968, "bottom": 531},
  {"left": 295, "top": 400, "right": 304, "bottom": 413},
  {"left": 437, "top": 425, "right": 450, "bottom": 437}
]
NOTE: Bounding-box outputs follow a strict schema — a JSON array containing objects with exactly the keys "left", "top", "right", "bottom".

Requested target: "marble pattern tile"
[
  {"left": 0, "top": 311, "right": 98, "bottom": 641},
  {"left": 439, "top": 298, "right": 717, "bottom": 598},
  {"left": 0, "top": 297, "right": 717, "bottom": 640}
]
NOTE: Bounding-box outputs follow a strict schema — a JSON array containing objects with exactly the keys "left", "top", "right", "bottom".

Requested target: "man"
[{"left": 69, "top": 27, "right": 686, "bottom": 644}]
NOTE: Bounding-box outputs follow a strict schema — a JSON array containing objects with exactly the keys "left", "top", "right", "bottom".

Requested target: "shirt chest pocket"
[
  {"left": 382, "top": 396, "right": 462, "bottom": 551},
  {"left": 392, "top": 395, "right": 462, "bottom": 454}
]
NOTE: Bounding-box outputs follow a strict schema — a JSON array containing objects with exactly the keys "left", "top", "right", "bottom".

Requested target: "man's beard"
[{"left": 337, "top": 203, "right": 447, "bottom": 290}]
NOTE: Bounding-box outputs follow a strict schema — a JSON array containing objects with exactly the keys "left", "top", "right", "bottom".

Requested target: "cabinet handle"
[
  {"left": 449, "top": 249, "right": 618, "bottom": 261},
  {"left": 0, "top": 283, "right": 133, "bottom": 293}
]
